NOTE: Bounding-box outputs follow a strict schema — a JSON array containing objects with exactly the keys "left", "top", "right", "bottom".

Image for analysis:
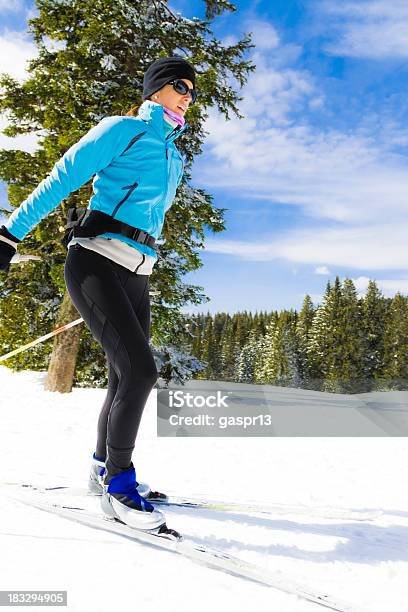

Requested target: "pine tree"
[
  {"left": 220, "top": 315, "right": 235, "bottom": 379},
  {"left": 236, "top": 328, "right": 258, "bottom": 383},
  {"left": 360, "top": 280, "right": 387, "bottom": 390},
  {"left": 320, "top": 277, "right": 347, "bottom": 392},
  {"left": 382, "top": 293, "right": 408, "bottom": 389},
  {"left": 311, "top": 277, "right": 365, "bottom": 393},
  {"left": 265, "top": 312, "right": 300, "bottom": 387},
  {"left": 255, "top": 317, "right": 277, "bottom": 384},
  {"left": 334, "top": 278, "right": 365, "bottom": 393},
  {"left": 211, "top": 312, "right": 227, "bottom": 378},
  {"left": 0, "top": 0, "right": 254, "bottom": 390},
  {"left": 306, "top": 280, "right": 332, "bottom": 390},
  {"left": 198, "top": 312, "right": 214, "bottom": 379},
  {"left": 296, "top": 294, "right": 315, "bottom": 388},
  {"left": 175, "top": 281, "right": 408, "bottom": 394}
]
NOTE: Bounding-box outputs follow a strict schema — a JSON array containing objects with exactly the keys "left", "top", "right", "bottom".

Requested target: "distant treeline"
[{"left": 179, "top": 277, "right": 408, "bottom": 394}]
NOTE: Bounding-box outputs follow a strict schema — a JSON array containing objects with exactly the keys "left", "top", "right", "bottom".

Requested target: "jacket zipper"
[
  {"left": 112, "top": 180, "right": 139, "bottom": 218},
  {"left": 161, "top": 125, "right": 181, "bottom": 209},
  {"left": 163, "top": 146, "right": 169, "bottom": 206}
]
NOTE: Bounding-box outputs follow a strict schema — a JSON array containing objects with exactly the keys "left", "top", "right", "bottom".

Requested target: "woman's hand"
[{"left": 0, "top": 226, "right": 21, "bottom": 272}]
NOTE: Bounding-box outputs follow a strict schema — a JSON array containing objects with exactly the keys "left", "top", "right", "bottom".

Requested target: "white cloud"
[
  {"left": 0, "top": 115, "right": 40, "bottom": 154},
  {"left": 352, "top": 276, "right": 375, "bottom": 291},
  {"left": 0, "top": 0, "right": 23, "bottom": 12},
  {"left": 200, "top": 114, "right": 408, "bottom": 223},
  {"left": 0, "top": 30, "right": 41, "bottom": 154},
  {"left": 315, "top": 266, "right": 330, "bottom": 275},
  {"left": 318, "top": 0, "right": 408, "bottom": 59},
  {"left": 0, "top": 30, "right": 40, "bottom": 155},
  {"left": 43, "top": 36, "right": 66, "bottom": 53},
  {"left": 308, "top": 293, "right": 325, "bottom": 305},
  {"left": 227, "top": 49, "right": 317, "bottom": 126},
  {"left": 195, "top": 22, "right": 408, "bottom": 273},
  {"left": 199, "top": 73, "right": 408, "bottom": 224},
  {"left": 307, "top": 277, "right": 408, "bottom": 305},
  {"left": 222, "top": 35, "right": 239, "bottom": 47},
  {"left": 0, "top": 29, "right": 37, "bottom": 81},
  {"left": 247, "top": 19, "right": 280, "bottom": 50},
  {"left": 321, "top": 1, "right": 408, "bottom": 20},
  {"left": 352, "top": 276, "right": 408, "bottom": 297},
  {"left": 202, "top": 221, "right": 408, "bottom": 272},
  {"left": 25, "top": 6, "right": 38, "bottom": 20}
]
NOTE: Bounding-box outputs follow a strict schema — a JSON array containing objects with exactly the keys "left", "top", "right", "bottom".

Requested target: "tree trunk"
[{"left": 44, "top": 289, "right": 82, "bottom": 393}]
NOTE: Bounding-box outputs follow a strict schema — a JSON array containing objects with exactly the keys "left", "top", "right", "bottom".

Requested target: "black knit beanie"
[{"left": 142, "top": 55, "right": 195, "bottom": 100}]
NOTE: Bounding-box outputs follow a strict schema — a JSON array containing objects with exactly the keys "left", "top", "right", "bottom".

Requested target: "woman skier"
[{"left": 0, "top": 55, "right": 197, "bottom": 540}]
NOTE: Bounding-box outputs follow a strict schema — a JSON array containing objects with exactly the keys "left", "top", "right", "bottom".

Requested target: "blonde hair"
[
  {"left": 126, "top": 93, "right": 160, "bottom": 116},
  {"left": 125, "top": 104, "right": 140, "bottom": 117}
]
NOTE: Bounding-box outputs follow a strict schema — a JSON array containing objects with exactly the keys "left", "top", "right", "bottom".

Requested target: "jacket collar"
[{"left": 137, "top": 99, "right": 188, "bottom": 143}]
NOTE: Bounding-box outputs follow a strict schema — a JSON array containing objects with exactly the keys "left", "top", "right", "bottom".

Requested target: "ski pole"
[
  {"left": 0, "top": 286, "right": 158, "bottom": 363},
  {"left": 0, "top": 303, "right": 161, "bottom": 363},
  {"left": 0, "top": 318, "right": 84, "bottom": 363},
  {"left": 1, "top": 254, "right": 161, "bottom": 362}
]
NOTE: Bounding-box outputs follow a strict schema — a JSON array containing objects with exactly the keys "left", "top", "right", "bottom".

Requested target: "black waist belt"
[{"left": 64, "top": 208, "right": 157, "bottom": 252}]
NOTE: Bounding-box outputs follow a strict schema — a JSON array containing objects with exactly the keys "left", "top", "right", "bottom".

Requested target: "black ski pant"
[{"left": 64, "top": 244, "right": 158, "bottom": 475}]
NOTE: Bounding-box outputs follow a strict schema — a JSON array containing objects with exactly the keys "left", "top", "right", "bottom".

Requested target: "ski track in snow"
[{"left": 1, "top": 365, "right": 408, "bottom": 611}]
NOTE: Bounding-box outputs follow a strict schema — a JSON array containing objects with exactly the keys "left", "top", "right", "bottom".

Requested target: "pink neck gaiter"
[{"left": 163, "top": 105, "right": 185, "bottom": 128}]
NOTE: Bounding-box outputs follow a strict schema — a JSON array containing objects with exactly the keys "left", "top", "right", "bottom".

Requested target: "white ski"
[
  {"left": 1, "top": 481, "right": 382, "bottom": 522},
  {"left": 2, "top": 488, "right": 370, "bottom": 612},
  {"left": 161, "top": 496, "right": 382, "bottom": 522}
]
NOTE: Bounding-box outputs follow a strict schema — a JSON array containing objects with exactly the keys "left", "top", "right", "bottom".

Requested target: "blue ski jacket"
[{"left": 4, "top": 100, "right": 188, "bottom": 259}]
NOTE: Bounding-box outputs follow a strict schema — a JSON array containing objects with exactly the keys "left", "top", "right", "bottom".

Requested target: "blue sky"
[{"left": 1, "top": 0, "right": 408, "bottom": 314}]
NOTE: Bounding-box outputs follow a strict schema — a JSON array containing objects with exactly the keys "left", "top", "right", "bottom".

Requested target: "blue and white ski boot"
[
  {"left": 100, "top": 463, "right": 180, "bottom": 539},
  {"left": 88, "top": 453, "right": 168, "bottom": 502},
  {"left": 88, "top": 454, "right": 106, "bottom": 495}
]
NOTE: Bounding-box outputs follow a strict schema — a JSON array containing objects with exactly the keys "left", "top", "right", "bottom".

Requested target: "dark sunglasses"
[{"left": 167, "top": 79, "right": 197, "bottom": 104}]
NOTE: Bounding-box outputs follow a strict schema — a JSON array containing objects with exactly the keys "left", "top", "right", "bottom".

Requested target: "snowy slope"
[{"left": 1, "top": 364, "right": 408, "bottom": 612}]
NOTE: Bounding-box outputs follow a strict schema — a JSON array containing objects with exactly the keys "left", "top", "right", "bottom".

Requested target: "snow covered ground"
[{"left": 1, "top": 364, "right": 408, "bottom": 612}]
